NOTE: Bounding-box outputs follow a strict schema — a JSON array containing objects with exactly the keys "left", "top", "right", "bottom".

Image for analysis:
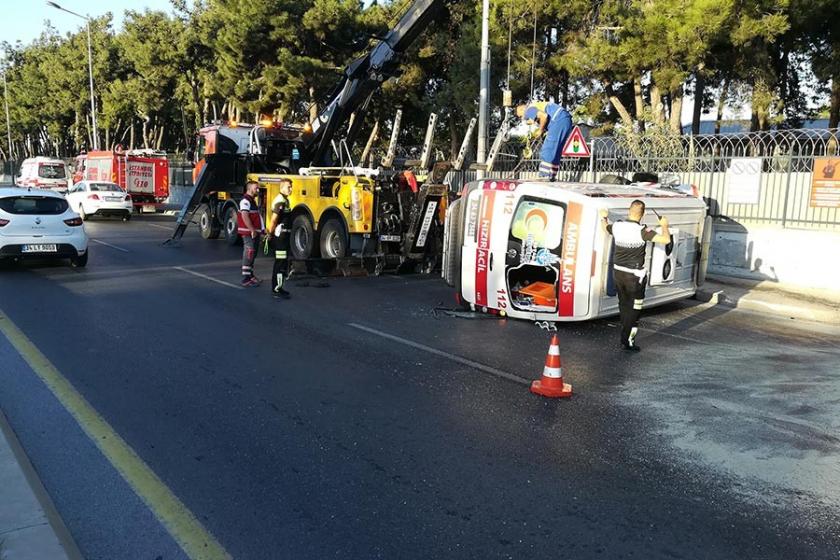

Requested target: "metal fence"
[
  {"left": 5, "top": 129, "right": 840, "bottom": 229},
  {"left": 446, "top": 128, "right": 840, "bottom": 231}
]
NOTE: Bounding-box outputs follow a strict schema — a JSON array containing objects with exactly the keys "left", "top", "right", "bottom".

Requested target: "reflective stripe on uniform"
[
  {"left": 633, "top": 298, "right": 644, "bottom": 310},
  {"left": 274, "top": 251, "right": 287, "bottom": 259}
]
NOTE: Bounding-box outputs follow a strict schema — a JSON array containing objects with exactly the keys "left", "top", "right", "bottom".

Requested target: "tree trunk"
[
  {"left": 155, "top": 125, "right": 165, "bottom": 150},
  {"left": 692, "top": 70, "right": 706, "bottom": 135},
  {"left": 309, "top": 86, "right": 318, "bottom": 123},
  {"left": 714, "top": 77, "right": 730, "bottom": 135},
  {"left": 142, "top": 116, "right": 150, "bottom": 149},
  {"left": 633, "top": 77, "right": 645, "bottom": 133},
  {"left": 608, "top": 93, "right": 635, "bottom": 128},
  {"left": 129, "top": 119, "right": 136, "bottom": 149},
  {"left": 829, "top": 78, "right": 840, "bottom": 129},
  {"left": 650, "top": 83, "right": 664, "bottom": 124},
  {"left": 669, "top": 87, "right": 683, "bottom": 133}
]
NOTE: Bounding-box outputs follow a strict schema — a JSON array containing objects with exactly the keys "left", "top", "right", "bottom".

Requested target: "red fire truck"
[{"left": 73, "top": 147, "right": 170, "bottom": 212}]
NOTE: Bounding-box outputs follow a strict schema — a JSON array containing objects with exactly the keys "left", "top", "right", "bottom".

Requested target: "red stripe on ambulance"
[
  {"left": 475, "top": 191, "right": 496, "bottom": 306},
  {"left": 559, "top": 202, "right": 583, "bottom": 316}
]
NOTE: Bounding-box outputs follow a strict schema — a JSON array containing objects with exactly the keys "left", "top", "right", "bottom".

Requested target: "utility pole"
[{"left": 476, "top": 0, "right": 490, "bottom": 176}]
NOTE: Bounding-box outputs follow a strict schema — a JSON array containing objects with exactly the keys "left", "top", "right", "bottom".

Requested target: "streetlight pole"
[
  {"left": 476, "top": 0, "right": 490, "bottom": 176},
  {"left": 46, "top": 1, "right": 98, "bottom": 151},
  {"left": 2, "top": 68, "right": 14, "bottom": 178}
]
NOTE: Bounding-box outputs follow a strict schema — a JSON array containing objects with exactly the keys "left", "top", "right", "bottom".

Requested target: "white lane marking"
[
  {"left": 348, "top": 323, "right": 529, "bottom": 386},
  {"left": 90, "top": 239, "right": 130, "bottom": 253},
  {"left": 173, "top": 266, "right": 244, "bottom": 290},
  {"left": 146, "top": 223, "right": 174, "bottom": 230}
]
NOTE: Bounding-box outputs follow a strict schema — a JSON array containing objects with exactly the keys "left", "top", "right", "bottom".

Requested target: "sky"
[{"left": 3, "top": 0, "right": 175, "bottom": 47}]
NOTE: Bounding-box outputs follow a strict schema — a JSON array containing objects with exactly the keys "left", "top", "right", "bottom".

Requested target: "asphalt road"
[{"left": 1, "top": 215, "right": 839, "bottom": 560}]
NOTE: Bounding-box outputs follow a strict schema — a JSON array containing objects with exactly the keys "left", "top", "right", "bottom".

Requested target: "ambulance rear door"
[
  {"left": 460, "top": 180, "right": 519, "bottom": 311},
  {"left": 503, "top": 185, "right": 592, "bottom": 320}
]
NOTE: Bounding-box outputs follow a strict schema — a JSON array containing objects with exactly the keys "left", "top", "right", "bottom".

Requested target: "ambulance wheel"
[
  {"left": 319, "top": 219, "right": 348, "bottom": 259},
  {"left": 291, "top": 215, "right": 316, "bottom": 259},
  {"left": 198, "top": 204, "right": 220, "bottom": 239},
  {"left": 223, "top": 207, "right": 241, "bottom": 246}
]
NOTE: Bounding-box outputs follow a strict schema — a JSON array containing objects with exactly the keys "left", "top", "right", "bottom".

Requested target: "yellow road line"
[{"left": 0, "top": 309, "right": 231, "bottom": 560}]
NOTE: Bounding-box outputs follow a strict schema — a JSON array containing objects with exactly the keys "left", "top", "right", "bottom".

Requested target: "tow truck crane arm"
[{"left": 305, "top": 0, "right": 447, "bottom": 166}]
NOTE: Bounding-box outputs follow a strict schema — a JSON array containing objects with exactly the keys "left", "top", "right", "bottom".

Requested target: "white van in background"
[
  {"left": 16, "top": 157, "right": 70, "bottom": 193},
  {"left": 443, "top": 179, "right": 711, "bottom": 322}
]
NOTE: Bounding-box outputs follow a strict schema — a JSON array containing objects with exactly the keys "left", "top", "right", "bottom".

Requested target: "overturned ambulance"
[{"left": 442, "top": 179, "right": 712, "bottom": 322}]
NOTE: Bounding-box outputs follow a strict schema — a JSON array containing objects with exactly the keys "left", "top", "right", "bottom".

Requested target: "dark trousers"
[
  {"left": 614, "top": 268, "right": 647, "bottom": 346},
  {"left": 270, "top": 234, "right": 290, "bottom": 292}
]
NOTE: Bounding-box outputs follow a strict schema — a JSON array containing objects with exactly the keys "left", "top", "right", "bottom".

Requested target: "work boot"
[{"left": 273, "top": 288, "right": 291, "bottom": 300}]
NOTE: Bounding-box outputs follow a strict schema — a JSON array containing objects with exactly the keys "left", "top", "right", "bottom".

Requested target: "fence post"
[
  {"left": 589, "top": 139, "right": 595, "bottom": 182},
  {"left": 780, "top": 147, "right": 795, "bottom": 229}
]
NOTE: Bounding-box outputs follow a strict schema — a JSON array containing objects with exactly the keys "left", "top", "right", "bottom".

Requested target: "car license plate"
[
  {"left": 142, "top": 204, "right": 156, "bottom": 212},
  {"left": 380, "top": 234, "right": 401, "bottom": 242},
  {"left": 22, "top": 244, "right": 57, "bottom": 253},
  {"left": 106, "top": 196, "right": 122, "bottom": 202}
]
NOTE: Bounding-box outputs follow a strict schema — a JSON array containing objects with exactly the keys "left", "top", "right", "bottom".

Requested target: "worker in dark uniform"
[
  {"left": 267, "top": 178, "right": 293, "bottom": 299},
  {"left": 237, "top": 180, "right": 263, "bottom": 287},
  {"left": 600, "top": 200, "right": 670, "bottom": 351},
  {"left": 516, "top": 101, "right": 573, "bottom": 179}
]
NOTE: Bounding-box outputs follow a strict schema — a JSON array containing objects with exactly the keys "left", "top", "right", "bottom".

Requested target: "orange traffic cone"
[{"left": 530, "top": 334, "right": 572, "bottom": 398}]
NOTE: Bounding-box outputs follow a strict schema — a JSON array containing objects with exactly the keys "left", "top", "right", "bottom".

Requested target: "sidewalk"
[
  {"left": 695, "top": 274, "right": 840, "bottom": 325},
  {"left": 0, "top": 410, "right": 81, "bottom": 560}
]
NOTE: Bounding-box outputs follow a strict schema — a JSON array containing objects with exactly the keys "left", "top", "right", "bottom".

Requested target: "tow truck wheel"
[
  {"left": 223, "top": 207, "right": 241, "bottom": 246},
  {"left": 198, "top": 204, "right": 221, "bottom": 239},
  {"left": 291, "top": 215, "right": 316, "bottom": 259},
  {"left": 319, "top": 219, "right": 348, "bottom": 259}
]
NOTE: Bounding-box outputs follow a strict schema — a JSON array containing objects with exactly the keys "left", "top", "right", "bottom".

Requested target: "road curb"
[
  {"left": 0, "top": 409, "right": 84, "bottom": 560},
  {"left": 694, "top": 286, "right": 840, "bottom": 324}
]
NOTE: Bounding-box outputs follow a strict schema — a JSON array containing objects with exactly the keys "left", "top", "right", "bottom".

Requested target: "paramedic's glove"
[
  {"left": 530, "top": 128, "right": 543, "bottom": 140},
  {"left": 658, "top": 216, "right": 669, "bottom": 228},
  {"left": 599, "top": 209, "right": 609, "bottom": 219},
  {"left": 523, "top": 145, "right": 533, "bottom": 159}
]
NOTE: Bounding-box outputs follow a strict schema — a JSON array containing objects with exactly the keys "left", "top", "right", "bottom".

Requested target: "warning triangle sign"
[{"left": 561, "top": 126, "right": 590, "bottom": 158}]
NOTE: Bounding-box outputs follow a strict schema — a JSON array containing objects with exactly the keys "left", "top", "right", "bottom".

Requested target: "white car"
[
  {"left": 66, "top": 181, "right": 133, "bottom": 221},
  {"left": 0, "top": 187, "right": 88, "bottom": 267}
]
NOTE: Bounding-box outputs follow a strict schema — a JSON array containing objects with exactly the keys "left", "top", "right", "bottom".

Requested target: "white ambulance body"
[
  {"left": 442, "top": 179, "right": 711, "bottom": 322},
  {"left": 16, "top": 157, "right": 70, "bottom": 193}
]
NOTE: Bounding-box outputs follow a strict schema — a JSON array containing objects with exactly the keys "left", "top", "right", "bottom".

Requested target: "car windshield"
[
  {"left": 0, "top": 196, "right": 69, "bottom": 215},
  {"left": 38, "top": 164, "right": 66, "bottom": 179},
  {"left": 89, "top": 183, "right": 123, "bottom": 192}
]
